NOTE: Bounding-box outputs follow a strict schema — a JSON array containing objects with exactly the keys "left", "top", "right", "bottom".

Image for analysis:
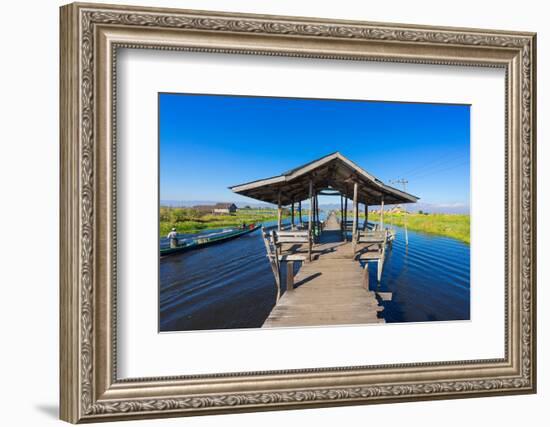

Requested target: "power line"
[
  {"left": 405, "top": 155, "right": 469, "bottom": 179},
  {"left": 409, "top": 159, "right": 470, "bottom": 181},
  {"left": 400, "top": 151, "right": 469, "bottom": 179}
]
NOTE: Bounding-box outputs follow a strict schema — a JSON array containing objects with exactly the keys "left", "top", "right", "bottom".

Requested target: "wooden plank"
[
  {"left": 376, "top": 292, "right": 393, "bottom": 301},
  {"left": 358, "top": 253, "right": 383, "bottom": 260},
  {"left": 277, "top": 231, "right": 309, "bottom": 237},
  {"left": 279, "top": 254, "right": 306, "bottom": 262},
  {"left": 277, "top": 237, "right": 309, "bottom": 243}
]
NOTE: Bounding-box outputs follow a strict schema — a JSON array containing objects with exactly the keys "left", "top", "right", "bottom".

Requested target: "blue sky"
[{"left": 159, "top": 93, "right": 470, "bottom": 213}]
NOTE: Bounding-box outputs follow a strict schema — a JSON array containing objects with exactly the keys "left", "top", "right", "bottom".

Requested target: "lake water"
[{"left": 159, "top": 218, "right": 470, "bottom": 331}]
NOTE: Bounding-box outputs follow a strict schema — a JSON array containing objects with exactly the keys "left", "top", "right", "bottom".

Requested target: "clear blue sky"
[{"left": 159, "top": 93, "right": 470, "bottom": 212}]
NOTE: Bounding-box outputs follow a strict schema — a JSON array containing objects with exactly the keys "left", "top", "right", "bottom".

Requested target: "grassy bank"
[
  {"left": 365, "top": 212, "right": 470, "bottom": 244},
  {"left": 159, "top": 207, "right": 290, "bottom": 236}
]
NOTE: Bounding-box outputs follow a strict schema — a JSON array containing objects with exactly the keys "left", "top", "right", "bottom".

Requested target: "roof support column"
[
  {"left": 298, "top": 200, "right": 303, "bottom": 227},
  {"left": 315, "top": 193, "right": 320, "bottom": 235},
  {"left": 380, "top": 196, "right": 385, "bottom": 229},
  {"left": 291, "top": 200, "right": 295, "bottom": 229},
  {"left": 344, "top": 196, "right": 348, "bottom": 241},
  {"left": 308, "top": 180, "right": 313, "bottom": 261},
  {"left": 364, "top": 203, "right": 369, "bottom": 230},
  {"left": 277, "top": 189, "right": 282, "bottom": 231},
  {"left": 340, "top": 194, "right": 344, "bottom": 236},
  {"left": 352, "top": 182, "right": 358, "bottom": 254}
]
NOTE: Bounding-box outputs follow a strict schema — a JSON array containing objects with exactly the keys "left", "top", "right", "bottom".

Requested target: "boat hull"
[{"left": 160, "top": 225, "right": 261, "bottom": 256}]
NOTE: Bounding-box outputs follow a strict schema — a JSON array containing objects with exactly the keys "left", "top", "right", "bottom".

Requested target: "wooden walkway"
[{"left": 262, "top": 213, "right": 384, "bottom": 328}]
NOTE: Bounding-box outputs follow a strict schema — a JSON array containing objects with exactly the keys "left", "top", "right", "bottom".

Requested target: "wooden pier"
[
  {"left": 262, "top": 213, "right": 385, "bottom": 328},
  {"left": 230, "top": 152, "right": 418, "bottom": 329}
]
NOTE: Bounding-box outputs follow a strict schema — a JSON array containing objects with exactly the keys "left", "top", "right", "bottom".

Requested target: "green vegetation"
[
  {"left": 159, "top": 206, "right": 289, "bottom": 236},
  {"left": 364, "top": 211, "right": 470, "bottom": 244}
]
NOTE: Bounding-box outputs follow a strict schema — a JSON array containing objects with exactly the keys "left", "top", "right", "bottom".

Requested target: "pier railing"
[{"left": 261, "top": 227, "right": 309, "bottom": 301}]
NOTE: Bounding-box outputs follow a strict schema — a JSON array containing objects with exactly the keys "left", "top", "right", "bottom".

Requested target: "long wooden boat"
[{"left": 160, "top": 224, "right": 261, "bottom": 256}]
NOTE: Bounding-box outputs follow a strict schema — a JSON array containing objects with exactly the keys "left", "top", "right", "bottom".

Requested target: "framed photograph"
[{"left": 60, "top": 2, "right": 537, "bottom": 423}]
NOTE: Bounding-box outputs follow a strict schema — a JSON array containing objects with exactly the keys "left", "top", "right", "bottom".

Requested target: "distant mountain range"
[{"left": 161, "top": 200, "right": 470, "bottom": 214}]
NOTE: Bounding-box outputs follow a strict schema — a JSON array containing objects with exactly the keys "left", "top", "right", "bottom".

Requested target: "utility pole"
[{"left": 390, "top": 178, "right": 409, "bottom": 245}]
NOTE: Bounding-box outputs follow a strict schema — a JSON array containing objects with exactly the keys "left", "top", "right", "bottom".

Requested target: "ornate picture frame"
[{"left": 60, "top": 2, "right": 536, "bottom": 423}]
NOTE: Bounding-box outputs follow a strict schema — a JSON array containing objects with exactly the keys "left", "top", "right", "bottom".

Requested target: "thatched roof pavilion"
[{"left": 230, "top": 152, "right": 418, "bottom": 241}]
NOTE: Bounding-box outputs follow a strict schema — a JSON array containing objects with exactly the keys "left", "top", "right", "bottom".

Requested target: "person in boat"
[{"left": 167, "top": 227, "right": 179, "bottom": 248}]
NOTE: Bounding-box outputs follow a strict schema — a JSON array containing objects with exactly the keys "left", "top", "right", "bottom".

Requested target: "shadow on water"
[{"left": 160, "top": 218, "right": 470, "bottom": 331}]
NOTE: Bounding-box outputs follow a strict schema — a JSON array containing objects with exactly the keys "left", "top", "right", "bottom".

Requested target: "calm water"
[{"left": 159, "top": 219, "right": 470, "bottom": 331}]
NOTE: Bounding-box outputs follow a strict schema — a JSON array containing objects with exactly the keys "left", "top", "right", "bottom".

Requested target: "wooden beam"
[
  {"left": 291, "top": 200, "right": 295, "bottom": 228},
  {"left": 364, "top": 204, "right": 368, "bottom": 230},
  {"left": 298, "top": 200, "right": 303, "bottom": 226}
]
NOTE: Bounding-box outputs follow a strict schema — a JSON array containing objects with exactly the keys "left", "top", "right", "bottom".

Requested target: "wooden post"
[
  {"left": 277, "top": 190, "right": 282, "bottom": 231},
  {"left": 377, "top": 232, "right": 387, "bottom": 282},
  {"left": 312, "top": 194, "right": 316, "bottom": 236},
  {"left": 365, "top": 204, "right": 368, "bottom": 230},
  {"left": 315, "top": 193, "right": 320, "bottom": 233},
  {"left": 344, "top": 196, "right": 348, "bottom": 241},
  {"left": 311, "top": 194, "right": 315, "bottom": 236},
  {"left": 262, "top": 228, "right": 281, "bottom": 302},
  {"left": 340, "top": 194, "right": 344, "bottom": 234},
  {"left": 291, "top": 200, "right": 295, "bottom": 229},
  {"left": 380, "top": 196, "right": 385, "bottom": 229},
  {"left": 286, "top": 261, "right": 294, "bottom": 291},
  {"left": 355, "top": 201, "right": 359, "bottom": 239},
  {"left": 298, "top": 200, "right": 303, "bottom": 227},
  {"left": 363, "top": 263, "right": 369, "bottom": 290},
  {"left": 308, "top": 180, "right": 313, "bottom": 262},
  {"left": 352, "top": 182, "right": 358, "bottom": 254},
  {"left": 404, "top": 208, "right": 409, "bottom": 246}
]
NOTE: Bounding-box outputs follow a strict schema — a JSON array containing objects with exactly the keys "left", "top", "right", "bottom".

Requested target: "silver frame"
[{"left": 60, "top": 2, "right": 536, "bottom": 423}]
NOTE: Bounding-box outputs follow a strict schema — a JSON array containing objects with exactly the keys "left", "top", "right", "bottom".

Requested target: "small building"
[
  {"left": 192, "top": 205, "right": 216, "bottom": 213},
  {"left": 213, "top": 203, "right": 237, "bottom": 214},
  {"left": 192, "top": 203, "right": 238, "bottom": 215}
]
